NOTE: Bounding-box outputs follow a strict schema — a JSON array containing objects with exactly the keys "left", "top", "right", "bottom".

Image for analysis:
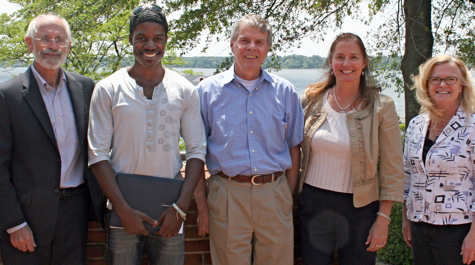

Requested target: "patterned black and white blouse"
[{"left": 404, "top": 107, "right": 475, "bottom": 225}]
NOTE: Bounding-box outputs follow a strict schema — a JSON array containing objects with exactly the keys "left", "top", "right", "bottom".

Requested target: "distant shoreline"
[{"left": 0, "top": 67, "right": 420, "bottom": 120}]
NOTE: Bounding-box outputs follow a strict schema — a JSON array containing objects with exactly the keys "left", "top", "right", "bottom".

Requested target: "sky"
[
  {"left": 0, "top": 0, "right": 387, "bottom": 57},
  {"left": 184, "top": 15, "right": 384, "bottom": 57},
  {"left": 2, "top": 0, "right": 19, "bottom": 14}
]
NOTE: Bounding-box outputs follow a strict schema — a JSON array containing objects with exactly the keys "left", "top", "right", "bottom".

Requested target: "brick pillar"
[
  {"left": 184, "top": 199, "right": 211, "bottom": 264},
  {"left": 86, "top": 221, "right": 107, "bottom": 265}
]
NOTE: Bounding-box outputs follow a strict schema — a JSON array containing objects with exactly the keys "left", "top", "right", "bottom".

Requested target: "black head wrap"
[{"left": 129, "top": 8, "right": 168, "bottom": 35}]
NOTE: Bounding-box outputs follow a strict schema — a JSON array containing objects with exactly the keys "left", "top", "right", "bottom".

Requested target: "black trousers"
[
  {"left": 0, "top": 190, "right": 89, "bottom": 265},
  {"left": 411, "top": 221, "right": 474, "bottom": 265},
  {"left": 298, "top": 183, "right": 379, "bottom": 265}
]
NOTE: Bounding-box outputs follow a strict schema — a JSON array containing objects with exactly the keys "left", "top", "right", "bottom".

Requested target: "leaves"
[
  {"left": 165, "top": 0, "right": 362, "bottom": 54},
  {"left": 1, "top": 0, "right": 140, "bottom": 79},
  {"left": 1, "top": 0, "right": 474, "bottom": 85},
  {"left": 0, "top": 0, "right": 197, "bottom": 80}
]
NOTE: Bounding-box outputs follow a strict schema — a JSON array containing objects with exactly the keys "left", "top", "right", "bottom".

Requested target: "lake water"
[
  {"left": 175, "top": 68, "right": 406, "bottom": 118},
  {"left": 0, "top": 66, "right": 425, "bottom": 119}
]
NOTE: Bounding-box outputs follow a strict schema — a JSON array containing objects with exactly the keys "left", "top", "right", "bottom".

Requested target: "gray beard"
[{"left": 33, "top": 47, "right": 67, "bottom": 70}]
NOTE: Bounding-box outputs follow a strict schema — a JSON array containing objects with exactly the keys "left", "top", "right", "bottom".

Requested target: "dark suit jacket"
[{"left": 0, "top": 66, "right": 105, "bottom": 246}]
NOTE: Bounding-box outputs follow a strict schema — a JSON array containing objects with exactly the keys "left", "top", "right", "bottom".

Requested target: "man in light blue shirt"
[{"left": 196, "top": 14, "right": 304, "bottom": 265}]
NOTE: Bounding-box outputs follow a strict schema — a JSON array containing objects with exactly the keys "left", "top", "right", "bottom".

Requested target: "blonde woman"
[{"left": 403, "top": 55, "right": 475, "bottom": 264}]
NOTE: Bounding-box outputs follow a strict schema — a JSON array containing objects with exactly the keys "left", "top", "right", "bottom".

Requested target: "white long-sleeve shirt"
[{"left": 88, "top": 68, "right": 206, "bottom": 178}]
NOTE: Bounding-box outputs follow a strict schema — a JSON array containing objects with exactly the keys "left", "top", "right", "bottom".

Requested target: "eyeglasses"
[
  {"left": 132, "top": 3, "right": 163, "bottom": 16},
  {"left": 34, "top": 37, "right": 69, "bottom": 48},
  {"left": 427, "top": 76, "right": 459, "bottom": 85}
]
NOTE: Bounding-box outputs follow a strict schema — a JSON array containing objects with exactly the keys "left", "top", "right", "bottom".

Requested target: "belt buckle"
[{"left": 251, "top": 175, "right": 261, "bottom": 186}]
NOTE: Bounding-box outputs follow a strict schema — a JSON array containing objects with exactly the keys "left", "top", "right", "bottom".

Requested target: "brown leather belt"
[{"left": 217, "top": 171, "right": 283, "bottom": 185}]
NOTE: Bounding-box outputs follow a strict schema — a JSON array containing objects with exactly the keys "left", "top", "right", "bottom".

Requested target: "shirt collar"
[
  {"left": 222, "top": 64, "right": 276, "bottom": 86},
  {"left": 31, "top": 64, "right": 67, "bottom": 94},
  {"left": 126, "top": 67, "right": 166, "bottom": 94}
]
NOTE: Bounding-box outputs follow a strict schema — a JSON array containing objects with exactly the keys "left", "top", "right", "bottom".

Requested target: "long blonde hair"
[
  {"left": 411, "top": 55, "right": 475, "bottom": 122},
  {"left": 304, "top": 33, "right": 380, "bottom": 105}
]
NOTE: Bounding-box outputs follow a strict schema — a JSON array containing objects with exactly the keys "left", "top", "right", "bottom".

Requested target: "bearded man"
[{"left": 0, "top": 14, "right": 104, "bottom": 265}]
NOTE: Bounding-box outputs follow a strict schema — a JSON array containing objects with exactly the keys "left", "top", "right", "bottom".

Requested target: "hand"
[
  {"left": 157, "top": 207, "right": 184, "bottom": 238},
  {"left": 197, "top": 207, "right": 209, "bottom": 238},
  {"left": 462, "top": 230, "right": 475, "bottom": 264},
  {"left": 402, "top": 216, "right": 412, "bottom": 247},
  {"left": 10, "top": 225, "right": 36, "bottom": 252},
  {"left": 365, "top": 217, "right": 389, "bottom": 252},
  {"left": 119, "top": 208, "right": 158, "bottom": 236}
]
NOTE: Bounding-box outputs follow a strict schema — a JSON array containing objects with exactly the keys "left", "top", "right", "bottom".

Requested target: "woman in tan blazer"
[{"left": 298, "top": 33, "right": 404, "bottom": 265}]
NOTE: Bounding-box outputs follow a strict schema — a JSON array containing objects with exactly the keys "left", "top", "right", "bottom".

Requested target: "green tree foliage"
[
  {"left": 0, "top": 0, "right": 190, "bottom": 80},
  {"left": 278, "top": 55, "right": 326, "bottom": 69},
  {"left": 163, "top": 49, "right": 192, "bottom": 69},
  {"left": 176, "top": 56, "right": 229, "bottom": 68},
  {"left": 2, "top": 0, "right": 474, "bottom": 121},
  {"left": 166, "top": 0, "right": 475, "bottom": 123},
  {"left": 165, "top": 0, "right": 362, "bottom": 55},
  {"left": 369, "top": 0, "right": 475, "bottom": 123},
  {"left": 434, "top": 1, "right": 475, "bottom": 68},
  {"left": 0, "top": 0, "right": 139, "bottom": 80},
  {"left": 165, "top": 0, "right": 369, "bottom": 72}
]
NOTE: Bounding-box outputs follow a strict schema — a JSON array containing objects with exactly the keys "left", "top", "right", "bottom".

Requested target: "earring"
[
  {"left": 362, "top": 70, "right": 365, "bottom": 76},
  {"left": 330, "top": 70, "right": 334, "bottom": 75}
]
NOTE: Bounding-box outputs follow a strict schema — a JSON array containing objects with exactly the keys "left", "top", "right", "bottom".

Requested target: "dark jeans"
[
  {"left": 108, "top": 225, "right": 185, "bottom": 265},
  {"left": 411, "top": 221, "right": 474, "bottom": 265},
  {"left": 298, "top": 183, "right": 379, "bottom": 265},
  {"left": 0, "top": 191, "right": 89, "bottom": 265}
]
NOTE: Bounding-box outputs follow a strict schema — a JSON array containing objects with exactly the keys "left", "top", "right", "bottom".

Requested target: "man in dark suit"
[{"left": 0, "top": 14, "right": 104, "bottom": 264}]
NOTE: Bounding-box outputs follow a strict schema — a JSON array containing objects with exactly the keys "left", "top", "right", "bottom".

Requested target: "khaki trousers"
[{"left": 208, "top": 174, "right": 294, "bottom": 265}]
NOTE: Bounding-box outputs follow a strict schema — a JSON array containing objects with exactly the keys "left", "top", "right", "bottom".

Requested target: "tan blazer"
[{"left": 300, "top": 88, "right": 404, "bottom": 207}]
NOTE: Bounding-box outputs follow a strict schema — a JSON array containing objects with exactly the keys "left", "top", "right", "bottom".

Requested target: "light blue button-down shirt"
[
  {"left": 32, "top": 65, "right": 83, "bottom": 188},
  {"left": 197, "top": 65, "right": 304, "bottom": 177}
]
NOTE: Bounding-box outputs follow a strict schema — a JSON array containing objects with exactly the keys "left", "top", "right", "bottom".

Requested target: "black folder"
[{"left": 109, "top": 173, "right": 184, "bottom": 231}]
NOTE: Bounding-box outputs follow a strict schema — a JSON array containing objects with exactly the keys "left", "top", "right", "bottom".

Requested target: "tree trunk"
[{"left": 401, "top": 0, "right": 433, "bottom": 125}]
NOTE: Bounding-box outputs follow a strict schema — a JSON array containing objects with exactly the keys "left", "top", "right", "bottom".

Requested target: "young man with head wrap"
[{"left": 88, "top": 4, "right": 207, "bottom": 264}]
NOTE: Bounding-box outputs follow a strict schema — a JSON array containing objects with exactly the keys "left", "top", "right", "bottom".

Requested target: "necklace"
[
  {"left": 429, "top": 121, "right": 447, "bottom": 140},
  {"left": 429, "top": 129, "right": 441, "bottom": 140},
  {"left": 333, "top": 87, "right": 359, "bottom": 114},
  {"left": 432, "top": 123, "right": 447, "bottom": 133}
]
